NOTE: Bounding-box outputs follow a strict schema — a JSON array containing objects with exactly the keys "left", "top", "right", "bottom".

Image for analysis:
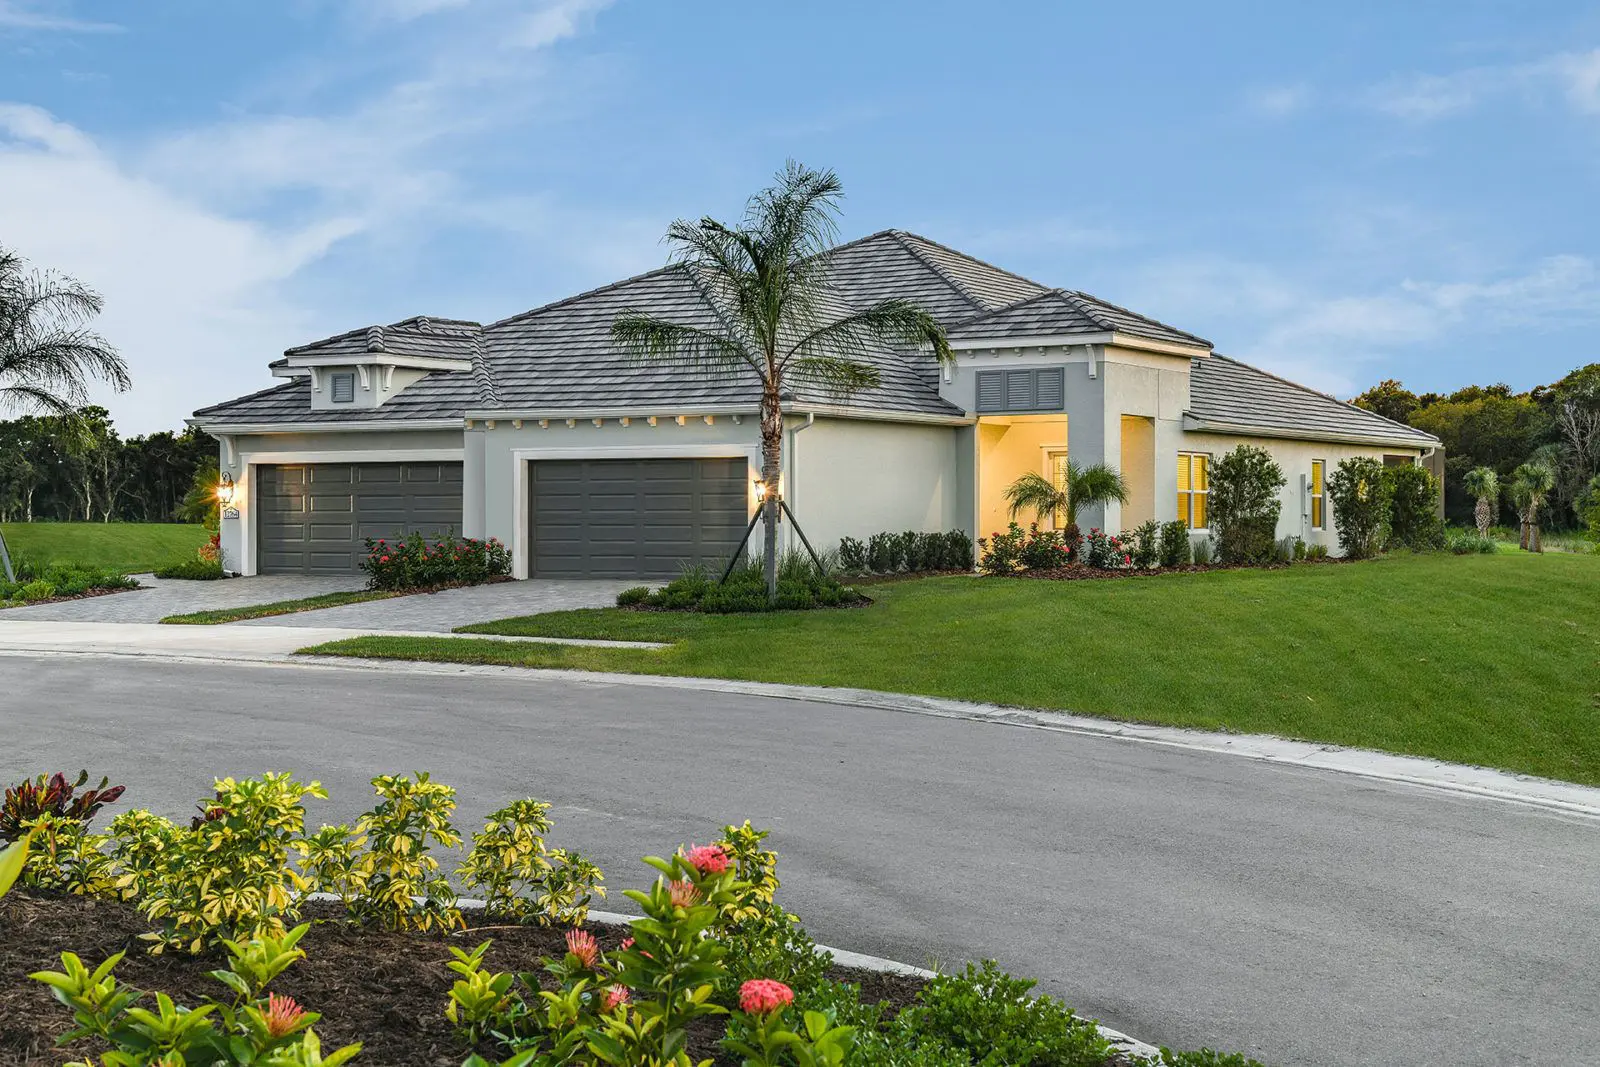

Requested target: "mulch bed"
[
  {"left": 0, "top": 585, "right": 140, "bottom": 610},
  {"left": 0, "top": 894, "right": 924, "bottom": 1067}
]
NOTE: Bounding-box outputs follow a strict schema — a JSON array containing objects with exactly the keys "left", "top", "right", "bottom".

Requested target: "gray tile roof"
[
  {"left": 193, "top": 229, "right": 1215, "bottom": 427},
  {"left": 947, "top": 288, "right": 1212, "bottom": 347},
  {"left": 1189, "top": 355, "right": 1439, "bottom": 446}
]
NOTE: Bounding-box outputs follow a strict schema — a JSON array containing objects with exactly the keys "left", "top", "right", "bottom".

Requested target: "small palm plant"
[
  {"left": 1004, "top": 462, "right": 1129, "bottom": 545},
  {"left": 1462, "top": 466, "right": 1499, "bottom": 537},
  {"left": 1510, "top": 461, "right": 1556, "bottom": 552}
]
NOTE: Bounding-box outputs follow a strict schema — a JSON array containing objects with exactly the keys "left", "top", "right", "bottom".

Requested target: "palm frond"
[
  {"left": 1005, "top": 471, "right": 1067, "bottom": 520},
  {"left": 781, "top": 298, "right": 951, "bottom": 370},
  {"left": 1070, "top": 463, "right": 1130, "bottom": 513},
  {"left": 788, "top": 356, "right": 880, "bottom": 398},
  {"left": 0, "top": 250, "right": 128, "bottom": 416},
  {"left": 610, "top": 312, "right": 756, "bottom": 377}
]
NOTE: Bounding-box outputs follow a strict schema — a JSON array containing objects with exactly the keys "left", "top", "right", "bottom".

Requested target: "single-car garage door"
[
  {"left": 257, "top": 462, "right": 464, "bottom": 575},
  {"left": 528, "top": 457, "right": 748, "bottom": 579}
]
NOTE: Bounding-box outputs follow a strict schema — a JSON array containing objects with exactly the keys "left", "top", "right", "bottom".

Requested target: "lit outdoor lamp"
[{"left": 215, "top": 472, "right": 236, "bottom": 507}]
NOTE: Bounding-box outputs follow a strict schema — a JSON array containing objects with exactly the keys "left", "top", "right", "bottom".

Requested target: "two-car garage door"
[
  {"left": 528, "top": 458, "right": 748, "bottom": 579},
  {"left": 254, "top": 457, "right": 747, "bottom": 578},
  {"left": 257, "top": 462, "right": 463, "bottom": 575}
]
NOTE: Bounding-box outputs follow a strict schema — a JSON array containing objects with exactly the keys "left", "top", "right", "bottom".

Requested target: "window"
[
  {"left": 975, "top": 367, "right": 1065, "bottom": 413},
  {"left": 1177, "top": 452, "right": 1209, "bottom": 529},
  {"left": 1310, "top": 460, "right": 1325, "bottom": 529},
  {"left": 331, "top": 373, "right": 355, "bottom": 403}
]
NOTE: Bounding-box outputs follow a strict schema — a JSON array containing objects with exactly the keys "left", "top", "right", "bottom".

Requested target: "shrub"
[
  {"left": 30, "top": 924, "right": 360, "bottom": 1067},
  {"left": 1444, "top": 527, "right": 1498, "bottom": 555},
  {"left": 1017, "top": 525, "right": 1069, "bottom": 570},
  {"left": 1293, "top": 536, "right": 1308, "bottom": 561},
  {"left": 1305, "top": 542, "right": 1329, "bottom": 561},
  {"left": 18, "top": 813, "right": 121, "bottom": 897},
  {"left": 1, "top": 771, "right": 125, "bottom": 842},
  {"left": 615, "top": 585, "right": 651, "bottom": 606},
  {"left": 1192, "top": 538, "right": 1215, "bottom": 565},
  {"left": 1388, "top": 464, "right": 1446, "bottom": 550},
  {"left": 1158, "top": 520, "right": 1191, "bottom": 567},
  {"left": 458, "top": 798, "right": 606, "bottom": 926},
  {"left": 634, "top": 556, "right": 857, "bottom": 613},
  {"left": 843, "top": 530, "right": 972, "bottom": 574},
  {"left": 977, "top": 523, "right": 1025, "bottom": 574},
  {"left": 1128, "top": 519, "right": 1161, "bottom": 568},
  {"left": 361, "top": 532, "right": 511, "bottom": 591},
  {"left": 1081, "top": 528, "right": 1130, "bottom": 569},
  {"left": 153, "top": 559, "right": 224, "bottom": 580},
  {"left": 348, "top": 772, "right": 463, "bottom": 932},
  {"left": 1326, "top": 457, "right": 1392, "bottom": 559},
  {"left": 837, "top": 536, "right": 867, "bottom": 573},
  {"left": 898, "top": 961, "right": 1110, "bottom": 1067},
  {"left": 123, "top": 773, "right": 327, "bottom": 953},
  {"left": 1, "top": 561, "right": 136, "bottom": 604},
  {"left": 1272, "top": 536, "right": 1297, "bottom": 563},
  {"left": 1155, "top": 1050, "right": 1269, "bottom": 1067},
  {"left": 1207, "top": 446, "right": 1285, "bottom": 565}
]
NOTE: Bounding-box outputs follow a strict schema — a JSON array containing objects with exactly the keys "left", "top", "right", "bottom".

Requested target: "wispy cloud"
[
  {"left": 1244, "top": 84, "right": 1311, "bottom": 119},
  {"left": 0, "top": 0, "right": 119, "bottom": 33},
  {"left": 1370, "top": 47, "right": 1600, "bottom": 121}
]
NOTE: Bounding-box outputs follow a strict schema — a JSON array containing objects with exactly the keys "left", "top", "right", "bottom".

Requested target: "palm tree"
[
  {"left": 0, "top": 247, "right": 128, "bottom": 416},
  {"left": 1462, "top": 466, "right": 1499, "bottom": 537},
  {"left": 611, "top": 163, "right": 952, "bottom": 601},
  {"left": 1510, "top": 461, "right": 1555, "bottom": 552},
  {"left": 1004, "top": 462, "right": 1129, "bottom": 533}
]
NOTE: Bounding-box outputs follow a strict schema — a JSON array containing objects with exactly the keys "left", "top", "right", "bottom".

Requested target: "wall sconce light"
[{"left": 216, "top": 472, "right": 236, "bottom": 507}]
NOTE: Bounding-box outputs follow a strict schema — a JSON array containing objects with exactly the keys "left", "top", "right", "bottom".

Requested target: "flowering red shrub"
[
  {"left": 564, "top": 928, "right": 600, "bottom": 969},
  {"left": 360, "top": 532, "right": 510, "bottom": 591},
  {"left": 684, "top": 842, "right": 731, "bottom": 875},
  {"left": 738, "top": 978, "right": 795, "bottom": 1016}
]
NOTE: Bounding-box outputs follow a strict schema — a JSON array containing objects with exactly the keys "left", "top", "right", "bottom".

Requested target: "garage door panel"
[
  {"left": 257, "top": 462, "right": 463, "bottom": 575},
  {"left": 529, "top": 457, "right": 747, "bottom": 579}
]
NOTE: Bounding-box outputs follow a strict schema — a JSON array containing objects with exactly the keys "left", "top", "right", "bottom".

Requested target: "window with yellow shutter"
[
  {"left": 1311, "top": 460, "right": 1325, "bottom": 530},
  {"left": 1177, "top": 452, "right": 1210, "bottom": 529}
]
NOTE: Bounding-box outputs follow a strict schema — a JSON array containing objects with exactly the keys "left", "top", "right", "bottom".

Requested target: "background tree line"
[
  {"left": 0, "top": 407, "right": 214, "bottom": 524},
  {"left": 1354, "top": 362, "right": 1600, "bottom": 530}
]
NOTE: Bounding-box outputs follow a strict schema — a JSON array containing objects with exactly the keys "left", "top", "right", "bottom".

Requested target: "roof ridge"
[
  {"left": 1206, "top": 353, "right": 1434, "bottom": 437},
  {"left": 1066, "top": 289, "right": 1212, "bottom": 347},
  {"left": 885, "top": 232, "right": 988, "bottom": 315},
  {"left": 947, "top": 287, "right": 1073, "bottom": 329},
  {"left": 1053, "top": 291, "right": 1117, "bottom": 332},
  {"left": 892, "top": 230, "right": 1053, "bottom": 293},
  {"left": 485, "top": 263, "right": 685, "bottom": 330}
]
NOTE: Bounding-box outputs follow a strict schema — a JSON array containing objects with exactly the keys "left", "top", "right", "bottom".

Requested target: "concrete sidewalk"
[{"left": 0, "top": 620, "right": 665, "bottom": 656}]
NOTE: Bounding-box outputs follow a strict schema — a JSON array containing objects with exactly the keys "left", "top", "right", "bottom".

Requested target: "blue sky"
[{"left": 2, "top": 0, "right": 1598, "bottom": 433}]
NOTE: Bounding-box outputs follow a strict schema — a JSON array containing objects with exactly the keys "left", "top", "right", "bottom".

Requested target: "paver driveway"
[
  {"left": 236, "top": 577, "right": 630, "bottom": 632},
  {"left": 0, "top": 574, "right": 364, "bottom": 623}
]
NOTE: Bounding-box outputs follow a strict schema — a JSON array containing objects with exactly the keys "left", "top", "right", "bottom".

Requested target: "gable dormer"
[{"left": 270, "top": 316, "right": 481, "bottom": 411}]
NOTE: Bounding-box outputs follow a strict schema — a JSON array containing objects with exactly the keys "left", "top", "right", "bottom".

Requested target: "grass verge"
[
  {"left": 162, "top": 589, "right": 398, "bottom": 624},
  {"left": 0, "top": 522, "right": 209, "bottom": 573},
  {"left": 300, "top": 552, "right": 1600, "bottom": 785}
]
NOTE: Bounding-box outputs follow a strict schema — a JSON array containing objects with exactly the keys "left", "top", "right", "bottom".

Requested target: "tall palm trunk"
[
  {"left": 1474, "top": 496, "right": 1492, "bottom": 537},
  {"left": 759, "top": 380, "right": 783, "bottom": 601}
]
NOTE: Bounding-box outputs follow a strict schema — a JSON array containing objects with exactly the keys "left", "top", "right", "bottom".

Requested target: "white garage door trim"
[
  {"left": 235, "top": 448, "right": 463, "bottom": 576},
  {"left": 510, "top": 445, "right": 758, "bottom": 579}
]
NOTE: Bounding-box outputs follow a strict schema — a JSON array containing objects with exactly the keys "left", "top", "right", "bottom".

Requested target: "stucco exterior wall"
[
  {"left": 976, "top": 417, "right": 1069, "bottom": 536},
  {"left": 787, "top": 416, "right": 964, "bottom": 546},
  {"left": 1172, "top": 431, "right": 1428, "bottom": 551},
  {"left": 215, "top": 427, "right": 465, "bottom": 575}
]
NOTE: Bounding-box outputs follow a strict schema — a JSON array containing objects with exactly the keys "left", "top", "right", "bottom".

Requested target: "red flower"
[
  {"left": 620, "top": 936, "right": 635, "bottom": 951},
  {"left": 739, "top": 979, "right": 794, "bottom": 1016},
  {"left": 684, "top": 842, "right": 731, "bottom": 875},
  {"left": 379, "top": 555, "right": 390, "bottom": 563},
  {"left": 263, "top": 993, "right": 307, "bottom": 1039},
  {"left": 668, "top": 879, "right": 700, "bottom": 908},
  {"left": 565, "top": 929, "right": 600, "bottom": 968},
  {"left": 602, "top": 984, "right": 631, "bottom": 1012}
]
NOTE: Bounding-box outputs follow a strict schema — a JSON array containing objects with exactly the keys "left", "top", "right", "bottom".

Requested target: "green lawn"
[
  {"left": 0, "top": 522, "right": 209, "bottom": 573},
  {"left": 302, "top": 553, "right": 1600, "bottom": 785},
  {"left": 161, "top": 589, "right": 398, "bottom": 625}
]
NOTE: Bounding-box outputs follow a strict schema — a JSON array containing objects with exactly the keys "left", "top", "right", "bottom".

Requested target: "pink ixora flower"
[
  {"left": 602, "top": 984, "right": 631, "bottom": 1012},
  {"left": 620, "top": 936, "right": 635, "bottom": 951},
  {"left": 565, "top": 929, "right": 600, "bottom": 969},
  {"left": 668, "top": 879, "right": 701, "bottom": 908},
  {"left": 684, "top": 843, "right": 731, "bottom": 875},
  {"left": 739, "top": 979, "right": 794, "bottom": 1016},
  {"left": 264, "top": 993, "right": 307, "bottom": 1039}
]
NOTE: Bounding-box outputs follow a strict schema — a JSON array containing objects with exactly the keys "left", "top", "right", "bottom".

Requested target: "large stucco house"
[{"left": 192, "top": 230, "right": 1441, "bottom": 578}]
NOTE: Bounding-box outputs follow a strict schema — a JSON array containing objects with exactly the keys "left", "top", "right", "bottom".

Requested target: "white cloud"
[
  {"left": 0, "top": 0, "right": 119, "bottom": 32},
  {"left": 1370, "top": 48, "right": 1600, "bottom": 121},
  {"left": 1548, "top": 48, "right": 1600, "bottom": 113},
  {"left": 1244, "top": 84, "right": 1310, "bottom": 118}
]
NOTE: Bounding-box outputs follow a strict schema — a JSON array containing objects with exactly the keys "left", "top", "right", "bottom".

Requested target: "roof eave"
[
  {"left": 950, "top": 330, "right": 1210, "bottom": 358},
  {"left": 1182, "top": 415, "right": 1441, "bottom": 450},
  {"left": 190, "top": 418, "right": 465, "bottom": 434}
]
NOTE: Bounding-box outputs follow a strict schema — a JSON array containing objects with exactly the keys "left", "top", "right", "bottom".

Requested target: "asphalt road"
[{"left": 3, "top": 654, "right": 1596, "bottom": 1067}]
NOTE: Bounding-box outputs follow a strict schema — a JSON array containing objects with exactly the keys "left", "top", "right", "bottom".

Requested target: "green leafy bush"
[
  {"left": 153, "top": 559, "right": 224, "bottom": 580},
  {"left": 630, "top": 557, "right": 859, "bottom": 613},
  {"left": 1207, "top": 446, "right": 1285, "bottom": 564},
  {"left": 1158, "top": 520, "right": 1191, "bottom": 567},
  {"left": 1387, "top": 464, "right": 1446, "bottom": 550},
  {"left": 1327, "top": 457, "right": 1392, "bottom": 559},
  {"left": 458, "top": 798, "right": 606, "bottom": 926},
  {"left": 1081, "top": 528, "right": 1129, "bottom": 569},
  {"left": 1192, "top": 538, "right": 1215, "bottom": 565},
  {"left": 898, "top": 961, "right": 1111, "bottom": 1067},
  {"left": 1305, "top": 542, "right": 1329, "bottom": 561},
  {"left": 347, "top": 772, "right": 463, "bottom": 932},
  {"left": 978, "top": 522, "right": 1074, "bottom": 573},
  {"left": 840, "top": 530, "right": 972, "bottom": 574},
  {"left": 0, "top": 560, "right": 136, "bottom": 604},
  {"left": 1444, "top": 527, "right": 1497, "bottom": 554},
  {"left": 616, "top": 585, "right": 651, "bottom": 606},
  {"left": 361, "top": 532, "right": 511, "bottom": 591},
  {"left": 1128, "top": 519, "right": 1161, "bottom": 568}
]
